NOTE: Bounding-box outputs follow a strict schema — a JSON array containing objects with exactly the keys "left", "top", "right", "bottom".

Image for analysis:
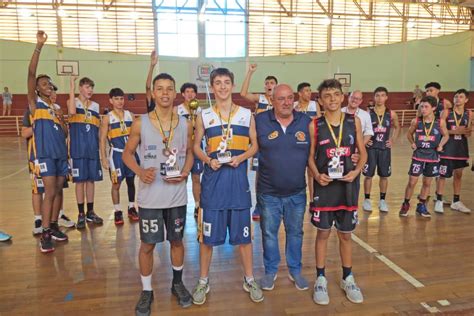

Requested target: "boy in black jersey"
[
  {"left": 434, "top": 89, "right": 472, "bottom": 214},
  {"left": 308, "top": 79, "right": 367, "bottom": 305},
  {"left": 399, "top": 96, "right": 449, "bottom": 218}
]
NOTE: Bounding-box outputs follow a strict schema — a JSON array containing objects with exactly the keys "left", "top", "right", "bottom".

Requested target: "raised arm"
[
  {"left": 27, "top": 31, "right": 48, "bottom": 114},
  {"left": 67, "top": 76, "right": 78, "bottom": 115},
  {"left": 146, "top": 50, "right": 158, "bottom": 105},
  {"left": 240, "top": 64, "right": 260, "bottom": 104}
]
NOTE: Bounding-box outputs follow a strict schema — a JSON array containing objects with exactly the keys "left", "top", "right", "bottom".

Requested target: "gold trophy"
[{"left": 188, "top": 99, "right": 199, "bottom": 126}]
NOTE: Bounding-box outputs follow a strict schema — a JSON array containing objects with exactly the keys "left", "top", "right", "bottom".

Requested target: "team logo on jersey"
[
  {"left": 146, "top": 145, "right": 157, "bottom": 150},
  {"left": 326, "top": 146, "right": 351, "bottom": 158},
  {"left": 374, "top": 126, "right": 387, "bottom": 133},
  {"left": 209, "top": 119, "right": 215, "bottom": 125},
  {"left": 268, "top": 130, "right": 279, "bottom": 140},
  {"left": 295, "top": 131, "right": 306, "bottom": 142}
]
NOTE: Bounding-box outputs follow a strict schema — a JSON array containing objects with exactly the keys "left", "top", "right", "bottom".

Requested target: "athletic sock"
[
  {"left": 87, "top": 202, "right": 94, "bottom": 213},
  {"left": 453, "top": 195, "right": 460, "bottom": 203},
  {"left": 141, "top": 274, "right": 152, "bottom": 291},
  {"left": 114, "top": 204, "right": 121, "bottom": 212},
  {"left": 436, "top": 192, "right": 442, "bottom": 201},
  {"left": 404, "top": 198, "right": 410, "bottom": 205},
  {"left": 172, "top": 265, "right": 183, "bottom": 284},
  {"left": 78, "top": 203, "right": 85, "bottom": 214},
  {"left": 380, "top": 192, "right": 386, "bottom": 200},
  {"left": 34, "top": 215, "right": 42, "bottom": 221},
  {"left": 364, "top": 194, "right": 370, "bottom": 199},
  {"left": 244, "top": 276, "right": 254, "bottom": 284},
  {"left": 342, "top": 266, "right": 352, "bottom": 280},
  {"left": 128, "top": 202, "right": 135, "bottom": 209},
  {"left": 199, "top": 277, "right": 209, "bottom": 285},
  {"left": 316, "top": 267, "right": 325, "bottom": 277}
]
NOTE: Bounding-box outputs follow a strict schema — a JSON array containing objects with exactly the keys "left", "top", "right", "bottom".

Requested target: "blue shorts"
[
  {"left": 29, "top": 160, "right": 68, "bottom": 193},
  {"left": 198, "top": 209, "right": 252, "bottom": 246},
  {"left": 35, "top": 158, "right": 69, "bottom": 177},
  {"left": 109, "top": 150, "right": 137, "bottom": 184},
  {"left": 71, "top": 158, "right": 103, "bottom": 183},
  {"left": 191, "top": 157, "right": 204, "bottom": 175}
]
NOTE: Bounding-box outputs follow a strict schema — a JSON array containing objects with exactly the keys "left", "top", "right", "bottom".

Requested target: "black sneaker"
[
  {"left": 114, "top": 211, "right": 124, "bottom": 225},
  {"left": 50, "top": 223, "right": 68, "bottom": 241},
  {"left": 33, "top": 219, "right": 43, "bottom": 235},
  {"left": 135, "top": 290, "right": 154, "bottom": 316},
  {"left": 86, "top": 211, "right": 103, "bottom": 225},
  {"left": 171, "top": 281, "right": 192, "bottom": 308},
  {"left": 128, "top": 207, "right": 139, "bottom": 221},
  {"left": 77, "top": 213, "right": 86, "bottom": 229},
  {"left": 40, "top": 229, "right": 55, "bottom": 253}
]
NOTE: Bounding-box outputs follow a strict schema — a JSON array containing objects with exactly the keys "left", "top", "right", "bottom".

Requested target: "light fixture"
[
  {"left": 94, "top": 10, "right": 104, "bottom": 19},
  {"left": 198, "top": 14, "right": 206, "bottom": 22},
  {"left": 322, "top": 17, "right": 331, "bottom": 26},
  {"left": 378, "top": 19, "right": 389, "bottom": 27},
  {"left": 19, "top": 8, "right": 32, "bottom": 18},
  {"left": 406, "top": 20, "right": 415, "bottom": 28},
  {"left": 58, "top": 9, "right": 68, "bottom": 17},
  {"left": 292, "top": 16, "right": 302, "bottom": 25},
  {"left": 129, "top": 11, "right": 139, "bottom": 20},
  {"left": 351, "top": 18, "right": 360, "bottom": 27},
  {"left": 432, "top": 22, "right": 442, "bottom": 29},
  {"left": 263, "top": 16, "right": 272, "bottom": 25}
]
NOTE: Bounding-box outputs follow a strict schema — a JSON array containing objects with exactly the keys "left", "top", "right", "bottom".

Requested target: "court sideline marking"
[{"left": 0, "top": 166, "right": 28, "bottom": 181}]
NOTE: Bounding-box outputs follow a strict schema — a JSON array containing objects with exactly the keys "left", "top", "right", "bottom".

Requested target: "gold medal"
[
  {"left": 422, "top": 117, "right": 435, "bottom": 142},
  {"left": 155, "top": 109, "right": 175, "bottom": 157},
  {"left": 325, "top": 113, "right": 345, "bottom": 179}
]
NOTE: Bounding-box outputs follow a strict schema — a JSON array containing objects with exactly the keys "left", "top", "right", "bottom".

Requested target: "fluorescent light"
[
  {"left": 407, "top": 21, "right": 415, "bottom": 28},
  {"left": 94, "top": 10, "right": 104, "bottom": 19},
  {"left": 263, "top": 16, "right": 272, "bottom": 25},
  {"left": 351, "top": 18, "right": 360, "bottom": 27},
  {"left": 292, "top": 16, "right": 302, "bottom": 25},
  {"left": 129, "top": 11, "right": 139, "bottom": 20},
  {"left": 198, "top": 14, "right": 206, "bottom": 22},
  {"left": 19, "top": 8, "right": 32, "bottom": 18},
  {"left": 378, "top": 19, "right": 389, "bottom": 27},
  {"left": 58, "top": 9, "right": 68, "bottom": 17},
  {"left": 432, "top": 22, "right": 442, "bottom": 29},
  {"left": 322, "top": 17, "right": 331, "bottom": 26}
]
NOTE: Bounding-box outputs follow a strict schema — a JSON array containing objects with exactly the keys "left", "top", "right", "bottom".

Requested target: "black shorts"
[
  {"left": 138, "top": 206, "right": 186, "bottom": 244},
  {"left": 439, "top": 159, "right": 469, "bottom": 178},
  {"left": 363, "top": 148, "right": 391, "bottom": 178},
  {"left": 310, "top": 210, "right": 358, "bottom": 233},
  {"left": 408, "top": 159, "right": 439, "bottom": 177}
]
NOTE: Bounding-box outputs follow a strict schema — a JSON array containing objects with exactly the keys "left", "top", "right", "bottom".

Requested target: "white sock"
[
  {"left": 245, "top": 276, "right": 254, "bottom": 284},
  {"left": 172, "top": 265, "right": 184, "bottom": 271},
  {"left": 129, "top": 202, "right": 135, "bottom": 208},
  {"left": 59, "top": 210, "right": 64, "bottom": 217},
  {"left": 199, "top": 277, "right": 209, "bottom": 285},
  {"left": 114, "top": 204, "right": 121, "bottom": 212},
  {"left": 34, "top": 215, "right": 42, "bottom": 221},
  {"left": 141, "top": 274, "right": 152, "bottom": 291}
]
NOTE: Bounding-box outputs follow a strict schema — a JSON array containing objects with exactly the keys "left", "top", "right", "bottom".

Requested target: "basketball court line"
[
  {"left": 0, "top": 166, "right": 28, "bottom": 181},
  {"left": 352, "top": 234, "right": 425, "bottom": 288}
]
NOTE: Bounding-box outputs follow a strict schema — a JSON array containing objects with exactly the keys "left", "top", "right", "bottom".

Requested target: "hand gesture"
[
  {"left": 249, "top": 64, "right": 257, "bottom": 73},
  {"left": 36, "top": 30, "right": 48, "bottom": 45},
  {"left": 150, "top": 50, "right": 158, "bottom": 66},
  {"left": 139, "top": 167, "right": 157, "bottom": 184},
  {"left": 70, "top": 76, "right": 78, "bottom": 87}
]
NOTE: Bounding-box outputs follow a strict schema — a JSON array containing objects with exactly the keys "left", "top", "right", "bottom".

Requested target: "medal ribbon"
[
  {"left": 155, "top": 109, "right": 174, "bottom": 152},
  {"left": 375, "top": 109, "right": 385, "bottom": 127},
  {"left": 112, "top": 110, "right": 127, "bottom": 134},
  {"left": 326, "top": 113, "right": 345, "bottom": 149},
  {"left": 217, "top": 104, "right": 236, "bottom": 144},
  {"left": 423, "top": 117, "right": 435, "bottom": 139},
  {"left": 82, "top": 99, "right": 91, "bottom": 122},
  {"left": 453, "top": 109, "right": 464, "bottom": 128}
]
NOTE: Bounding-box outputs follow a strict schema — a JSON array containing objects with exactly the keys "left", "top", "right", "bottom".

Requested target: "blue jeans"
[{"left": 258, "top": 190, "right": 306, "bottom": 275}]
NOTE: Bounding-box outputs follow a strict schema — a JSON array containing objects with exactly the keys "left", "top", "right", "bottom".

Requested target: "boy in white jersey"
[
  {"left": 177, "top": 82, "right": 203, "bottom": 218},
  {"left": 100, "top": 88, "right": 139, "bottom": 226},
  {"left": 68, "top": 76, "right": 103, "bottom": 229}
]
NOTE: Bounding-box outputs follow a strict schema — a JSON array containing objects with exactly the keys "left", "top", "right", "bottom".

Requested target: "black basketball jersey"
[
  {"left": 441, "top": 108, "right": 470, "bottom": 160},
  {"left": 413, "top": 117, "right": 442, "bottom": 163},
  {"left": 434, "top": 99, "right": 445, "bottom": 120},
  {"left": 369, "top": 108, "right": 391, "bottom": 150},
  {"left": 312, "top": 114, "right": 358, "bottom": 212}
]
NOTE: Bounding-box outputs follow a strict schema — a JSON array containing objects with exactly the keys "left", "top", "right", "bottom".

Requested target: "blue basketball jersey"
[
  {"left": 69, "top": 98, "right": 100, "bottom": 159},
  {"left": 107, "top": 110, "right": 133, "bottom": 150}
]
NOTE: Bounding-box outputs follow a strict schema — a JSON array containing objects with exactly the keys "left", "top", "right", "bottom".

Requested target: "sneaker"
[
  {"left": 362, "top": 199, "right": 372, "bottom": 212},
  {"left": 341, "top": 275, "right": 363, "bottom": 304},
  {"left": 0, "top": 231, "right": 12, "bottom": 242},
  {"left": 450, "top": 201, "right": 471, "bottom": 214},
  {"left": 50, "top": 223, "right": 68, "bottom": 241},
  {"left": 434, "top": 200, "right": 444, "bottom": 214},
  {"left": 32, "top": 219, "right": 43, "bottom": 235},
  {"left": 288, "top": 273, "right": 309, "bottom": 291},
  {"left": 135, "top": 290, "right": 153, "bottom": 316},
  {"left": 313, "top": 276, "right": 329, "bottom": 305},
  {"left": 259, "top": 273, "right": 277, "bottom": 291},
  {"left": 77, "top": 213, "right": 86, "bottom": 229},
  {"left": 252, "top": 208, "right": 261, "bottom": 221},
  {"left": 128, "top": 207, "right": 139, "bottom": 221},
  {"left": 115, "top": 211, "right": 124, "bottom": 225},
  {"left": 243, "top": 278, "right": 264, "bottom": 303},
  {"left": 86, "top": 211, "right": 103, "bottom": 225},
  {"left": 379, "top": 199, "right": 389, "bottom": 213},
  {"left": 171, "top": 281, "right": 192, "bottom": 308},
  {"left": 416, "top": 203, "right": 431, "bottom": 218},
  {"left": 192, "top": 280, "right": 210, "bottom": 305},
  {"left": 399, "top": 202, "right": 410, "bottom": 217},
  {"left": 39, "top": 229, "right": 55, "bottom": 253},
  {"left": 58, "top": 213, "right": 76, "bottom": 228}
]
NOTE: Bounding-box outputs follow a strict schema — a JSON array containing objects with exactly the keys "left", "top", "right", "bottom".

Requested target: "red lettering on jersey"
[
  {"left": 418, "top": 135, "right": 435, "bottom": 141},
  {"left": 326, "top": 146, "right": 351, "bottom": 158},
  {"left": 319, "top": 139, "right": 330, "bottom": 145},
  {"left": 374, "top": 126, "right": 387, "bottom": 133}
]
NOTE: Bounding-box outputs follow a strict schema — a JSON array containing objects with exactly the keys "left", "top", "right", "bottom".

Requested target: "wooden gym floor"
[{"left": 0, "top": 129, "right": 473, "bottom": 315}]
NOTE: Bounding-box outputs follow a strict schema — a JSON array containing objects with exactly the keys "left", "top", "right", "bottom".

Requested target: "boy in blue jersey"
[
  {"left": 99, "top": 88, "right": 139, "bottom": 226},
  {"left": 68, "top": 76, "right": 104, "bottom": 229},
  {"left": 240, "top": 64, "right": 278, "bottom": 221},
  {"left": 192, "top": 68, "right": 263, "bottom": 305},
  {"left": 27, "top": 31, "right": 69, "bottom": 253}
]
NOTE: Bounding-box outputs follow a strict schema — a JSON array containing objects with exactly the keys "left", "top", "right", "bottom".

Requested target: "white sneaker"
[
  {"left": 363, "top": 199, "right": 372, "bottom": 212},
  {"left": 434, "top": 200, "right": 444, "bottom": 214},
  {"left": 58, "top": 214, "right": 76, "bottom": 228},
  {"left": 341, "top": 275, "right": 363, "bottom": 304},
  {"left": 379, "top": 200, "right": 389, "bottom": 213},
  {"left": 313, "top": 276, "right": 329, "bottom": 305},
  {"left": 450, "top": 201, "right": 471, "bottom": 214}
]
